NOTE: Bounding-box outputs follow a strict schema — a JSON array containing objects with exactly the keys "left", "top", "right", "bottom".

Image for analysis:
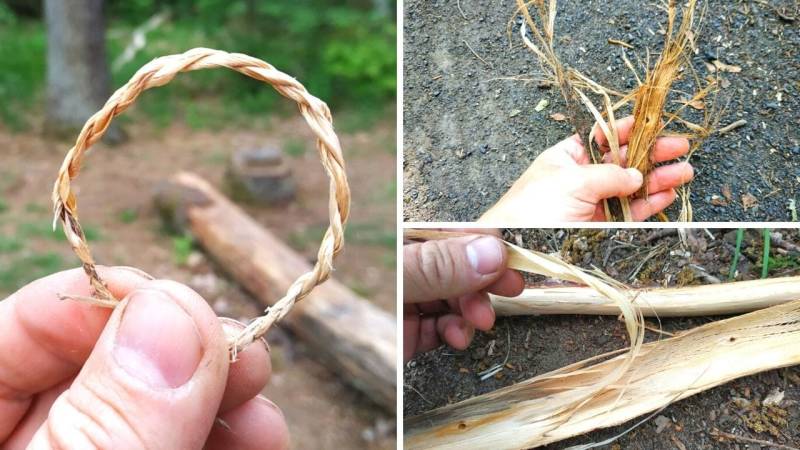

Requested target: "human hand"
[
  {"left": 480, "top": 116, "right": 694, "bottom": 223},
  {"left": 0, "top": 267, "right": 288, "bottom": 450},
  {"left": 403, "top": 231, "right": 524, "bottom": 362}
]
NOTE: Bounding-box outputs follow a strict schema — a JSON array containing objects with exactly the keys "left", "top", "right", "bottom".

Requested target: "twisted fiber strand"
[{"left": 51, "top": 48, "right": 350, "bottom": 357}]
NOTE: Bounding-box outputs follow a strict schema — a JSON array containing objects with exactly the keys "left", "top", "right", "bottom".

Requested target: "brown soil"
[
  {"left": 0, "top": 111, "right": 397, "bottom": 449},
  {"left": 404, "top": 228, "right": 800, "bottom": 449}
]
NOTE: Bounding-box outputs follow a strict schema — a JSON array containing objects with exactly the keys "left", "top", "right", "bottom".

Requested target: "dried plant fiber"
[
  {"left": 405, "top": 300, "right": 800, "bottom": 449},
  {"left": 493, "top": 276, "right": 800, "bottom": 317},
  {"left": 52, "top": 48, "right": 350, "bottom": 356}
]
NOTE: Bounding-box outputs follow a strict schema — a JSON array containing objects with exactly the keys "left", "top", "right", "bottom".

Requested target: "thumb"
[
  {"left": 404, "top": 236, "right": 508, "bottom": 303},
  {"left": 29, "top": 280, "right": 229, "bottom": 450},
  {"left": 575, "top": 164, "right": 643, "bottom": 202}
]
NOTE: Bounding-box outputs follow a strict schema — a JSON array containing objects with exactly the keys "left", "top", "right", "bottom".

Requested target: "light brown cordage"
[{"left": 52, "top": 48, "right": 350, "bottom": 357}]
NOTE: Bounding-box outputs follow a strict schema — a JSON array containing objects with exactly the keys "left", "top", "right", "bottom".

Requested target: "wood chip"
[
  {"left": 712, "top": 59, "right": 742, "bottom": 73},
  {"left": 607, "top": 38, "right": 634, "bottom": 49},
  {"left": 550, "top": 112, "right": 567, "bottom": 121},
  {"left": 509, "top": 109, "right": 522, "bottom": 118},
  {"left": 687, "top": 99, "right": 705, "bottom": 110},
  {"left": 711, "top": 194, "right": 728, "bottom": 206},
  {"left": 742, "top": 193, "right": 758, "bottom": 210},
  {"left": 722, "top": 184, "right": 732, "bottom": 202},
  {"left": 670, "top": 435, "right": 688, "bottom": 450},
  {"left": 718, "top": 119, "right": 748, "bottom": 134},
  {"left": 534, "top": 99, "right": 549, "bottom": 112}
]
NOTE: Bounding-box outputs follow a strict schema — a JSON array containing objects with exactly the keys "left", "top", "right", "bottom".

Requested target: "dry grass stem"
[{"left": 51, "top": 48, "right": 350, "bottom": 358}]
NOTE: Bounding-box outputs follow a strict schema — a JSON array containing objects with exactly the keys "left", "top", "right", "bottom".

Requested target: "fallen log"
[
  {"left": 492, "top": 276, "right": 800, "bottom": 317},
  {"left": 154, "top": 171, "right": 396, "bottom": 412},
  {"left": 405, "top": 299, "right": 800, "bottom": 449}
]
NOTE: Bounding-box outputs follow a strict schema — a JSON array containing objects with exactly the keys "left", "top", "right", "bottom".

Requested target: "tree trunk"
[{"left": 44, "top": 0, "right": 121, "bottom": 141}]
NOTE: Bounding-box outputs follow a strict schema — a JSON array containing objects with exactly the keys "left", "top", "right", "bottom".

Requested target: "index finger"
[
  {"left": 594, "top": 116, "right": 636, "bottom": 148},
  {"left": 0, "top": 267, "right": 151, "bottom": 441}
]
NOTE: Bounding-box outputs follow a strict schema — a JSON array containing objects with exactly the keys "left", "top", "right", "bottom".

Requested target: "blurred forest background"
[
  {"left": 0, "top": 0, "right": 396, "bottom": 132},
  {"left": 0, "top": 1, "right": 396, "bottom": 447}
]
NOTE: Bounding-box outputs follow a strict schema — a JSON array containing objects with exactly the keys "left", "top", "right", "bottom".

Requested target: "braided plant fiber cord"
[{"left": 52, "top": 48, "right": 350, "bottom": 357}]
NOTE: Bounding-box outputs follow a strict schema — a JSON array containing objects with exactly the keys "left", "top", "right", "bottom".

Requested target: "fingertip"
[
  {"left": 594, "top": 116, "right": 635, "bottom": 148},
  {"left": 486, "top": 270, "right": 525, "bottom": 297},
  {"left": 625, "top": 168, "right": 644, "bottom": 186},
  {"left": 652, "top": 136, "right": 690, "bottom": 162},
  {"left": 441, "top": 317, "right": 472, "bottom": 350},
  {"left": 459, "top": 293, "right": 495, "bottom": 332},
  {"left": 206, "top": 396, "right": 289, "bottom": 450},
  {"left": 219, "top": 319, "right": 271, "bottom": 413},
  {"left": 631, "top": 189, "right": 678, "bottom": 221}
]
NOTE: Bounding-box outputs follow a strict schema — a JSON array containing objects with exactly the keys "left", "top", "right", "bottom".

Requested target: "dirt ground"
[
  {"left": 402, "top": 0, "right": 799, "bottom": 222},
  {"left": 404, "top": 228, "right": 800, "bottom": 449},
  {"left": 0, "top": 112, "right": 396, "bottom": 449}
]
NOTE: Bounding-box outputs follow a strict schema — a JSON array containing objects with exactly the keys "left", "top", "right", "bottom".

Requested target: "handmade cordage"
[{"left": 51, "top": 48, "right": 350, "bottom": 358}]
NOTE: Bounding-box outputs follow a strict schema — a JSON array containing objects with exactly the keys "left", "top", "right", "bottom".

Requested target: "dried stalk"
[
  {"left": 405, "top": 300, "right": 800, "bottom": 449},
  {"left": 627, "top": 0, "right": 697, "bottom": 198},
  {"left": 51, "top": 48, "right": 350, "bottom": 357},
  {"left": 492, "top": 276, "right": 800, "bottom": 317},
  {"left": 514, "top": 0, "right": 713, "bottom": 220}
]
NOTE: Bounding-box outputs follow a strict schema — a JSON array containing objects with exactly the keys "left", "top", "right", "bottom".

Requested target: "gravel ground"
[
  {"left": 402, "top": 0, "right": 799, "bottom": 222},
  {"left": 404, "top": 228, "right": 800, "bottom": 449}
]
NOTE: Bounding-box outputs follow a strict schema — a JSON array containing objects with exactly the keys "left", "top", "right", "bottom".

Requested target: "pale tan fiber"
[
  {"left": 52, "top": 48, "right": 350, "bottom": 356},
  {"left": 405, "top": 300, "right": 800, "bottom": 449},
  {"left": 404, "top": 229, "right": 646, "bottom": 434},
  {"left": 492, "top": 276, "right": 800, "bottom": 317},
  {"left": 404, "top": 230, "right": 800, "bottom": 448}
]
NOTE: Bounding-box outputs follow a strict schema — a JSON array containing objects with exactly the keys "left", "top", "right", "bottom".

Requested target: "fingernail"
[
  {"left": 255, "top": 396, "right": 285, "bottom": 419},
  {"left": 466, "top": 237, "right": 503, "bottom": 275},
  {"left": 626, "top": 168, "right": 643, "bottom": 184},
  {"left": 220, "top": 318, "right": 270, "bottom": 354},
  {"left": 114, "top": 289, "right": 202, "bottom": 388}
]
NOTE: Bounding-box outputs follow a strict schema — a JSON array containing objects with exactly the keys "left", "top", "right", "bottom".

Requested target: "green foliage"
[
  {"left": 0, "top": 1, "right": 395, "bottom": 131},
  {"left": 0, "top": 3, "right": 16, "bottom": 26},
  {"left": 767, "top": 254, "right": 800, "bottom": 271},
  {"left": 0, "top": 235, "right": 23, "bottom": 253},
  {"left": 17, "top": 221, "right": 101, "bottom": 242},
  {"left": 290, "top": 222, "right": 394, "bottom": 251},
  {"left": 24, "top": 202, "right": 47, "bottom": 214},
  {"left": 118, "top": 208, "right": 139, "bottom": 224},
  {"left": 0, "top": 251, "right": 67, "bottom": 292},
  {"left": 0, "top": 20, "right": 45, "bottom": 131},
  {"left": 284, "top": 139, "right": 306, "bottom": 158},
  {"left": 0, "top": 199, "right": 7, "bottom": 214},
  {"left": 172, "top": 233, "right": 194, "bottom": 265}
]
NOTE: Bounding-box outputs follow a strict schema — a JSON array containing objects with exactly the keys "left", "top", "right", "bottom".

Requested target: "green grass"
[
  {"left": 0, "top": 235, "right": 23, "bottom": 253},
  {"left": 118, "top": 208, "right": 139, "bottom": 224},
  {"left": 172, "top": 233, "right": 194, "bottom": 265},
  {"left": 0, "top": 199, "right": 7, "bottom": 214},
  {"left": 729, "top": 228, "right": 744, "bottom": 280},
  {"left": 17, "top": 221, "right": 102, "bottom": 242},
  {"left": 289, "top": 222, "right": 395, "bottom": 251},
  {"left": 0, "top": 252, "right": 69, "bottom": 293},
  {"left": 24, "top": 202, "right": 48, "bottom": 214},
  {"left": 284, "top": 139, "right": 306, "bottom": 158},
  {"left": 761, "top": 229, "right": 771, "bottom": 279}
]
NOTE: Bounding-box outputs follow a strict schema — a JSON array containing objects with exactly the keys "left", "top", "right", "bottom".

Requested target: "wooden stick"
[
  {"left": 405, "top": 300, "right": 800, "bottom": 449},
  {"left": 155, "top": 172, "right": 395, "bottom": 412},
  {"left": 492, "top": 276, "right": 800, "bottom": 317}
]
